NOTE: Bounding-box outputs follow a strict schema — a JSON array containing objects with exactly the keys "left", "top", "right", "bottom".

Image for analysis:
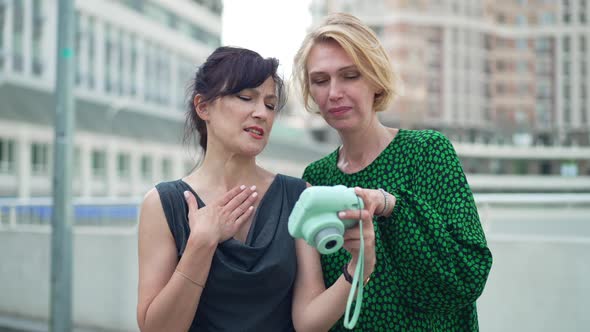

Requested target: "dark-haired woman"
[{"left": 136, "top": 47, "right": 377, "bottom": 332}]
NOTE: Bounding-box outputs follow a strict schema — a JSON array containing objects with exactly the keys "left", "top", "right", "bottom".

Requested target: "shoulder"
[
  {"left": 400, "top": 129, "right": 454, "bottom": 152},
  {"left": 155, "top": 179, "right": 184, "bottom": 195}
]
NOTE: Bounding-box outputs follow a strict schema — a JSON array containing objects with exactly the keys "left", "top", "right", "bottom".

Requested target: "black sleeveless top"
[{"left": 155, "top": 174, "right": 307, "bottom": 332}]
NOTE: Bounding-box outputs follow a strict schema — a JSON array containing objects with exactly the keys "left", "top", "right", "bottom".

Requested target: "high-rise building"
[{"left": 310, "top": 0, "right": 590, "bottom": 147}]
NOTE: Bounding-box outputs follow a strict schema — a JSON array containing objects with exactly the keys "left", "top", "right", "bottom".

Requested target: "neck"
[
  {"left": 189, "top": 146, "right": 263, "bottom": 191},
  {"left": 337, "top": 115, "right": 393, "bottom": 171}
]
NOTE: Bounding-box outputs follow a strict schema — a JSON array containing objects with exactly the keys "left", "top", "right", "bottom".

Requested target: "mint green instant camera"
[{"left": 288, "top": 185, "right": 364, "bottom": 255}]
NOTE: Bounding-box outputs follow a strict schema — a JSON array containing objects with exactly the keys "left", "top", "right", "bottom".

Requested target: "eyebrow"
[
  {"left": 309, "top": 65, "right": 358, "bottom": 76},
  {"left": 242, "top": 88, "right": 277, "bottom": 100}
]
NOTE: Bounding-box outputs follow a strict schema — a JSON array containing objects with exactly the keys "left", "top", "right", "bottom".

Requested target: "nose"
[
  {"left": 328, "top": 80, "right": 343, "bottom": 102},
  {"left": 251, "top": 101, "right": 269, "bottom": 120}
]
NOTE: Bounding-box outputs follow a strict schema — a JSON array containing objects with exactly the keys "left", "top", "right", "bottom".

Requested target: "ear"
[{"left": 193, "top": 94, "right": 210, "bottom": 121}]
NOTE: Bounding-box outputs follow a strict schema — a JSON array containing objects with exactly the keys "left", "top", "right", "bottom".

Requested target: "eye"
[
  {"left": 265, "top": 103, "right": 276, "bottom": 111},
  {"left": 311, "top": 79, "right": 328, "bottom": 85},
  {"left": 237, "top": 95, "right": 251, "bottom": 101},
  {"left": 343, "top": 72, "right": 360, "bottom": 80}
]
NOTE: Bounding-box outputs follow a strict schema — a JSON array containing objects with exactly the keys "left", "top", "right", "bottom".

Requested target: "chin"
[
  {"left": 326, "top": 119, "right": 356, "bottom": 132},
  {"left": 240, "top": 143, "right": 267, "bottom": 157}
]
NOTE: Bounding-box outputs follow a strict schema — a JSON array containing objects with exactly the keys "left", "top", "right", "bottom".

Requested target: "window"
[
  {"left": 177, "top": 58, "right": 195, "bottom": 109},
  {"left": 141, "top": 156, "right": 152, "bottom": 181},
  {"left": 117, "top": 30, "right": 125, "bottom": 96},
  {"left": 517, "top": 60, "right": 529, "bottom": 72},
  {"left": 537, "top": 80, "right": 552, "bottom": 98},
  {"left": 31, "top": 143, "right": 50, "bottom": 175},
  {"left": 535, "top": 38, "right": 552, "bottom": 52},
  {"left": 162, "top": 158, "right": 172, "bottom": 179},
  {"left": 144, "top": 43, "right": 154, "bottom": 102},
  {"left": 539, "top": 12, "right": 555, "bottom": 25},
  {"left": 87, "top": 16, "right": 96, "bottom": 89},
  {"left": 13, "top": 0, "right": 24, "bottom": 72},
  {"left": 117, "top": 153, "right": 130, "bottom": 179},
  {"left": 563, "top": 37, "right": 570, "bottom": 53},
  {"left": 75, "top": 11, "right": 83, "bottom": 85},
  {"left": 517, "top": 39, "right": 528, "bottom": 50},
  {"left": 130, "top": 36, "right": 137, "bottom": 96},
  {"left": 0, "top": 138, "right": 15, "bottom": 174},
  {"left": 32, "top": 0, "right": 43, "bottom": 76},
  {"left": 0, "top": 1, "right": 6, "bottom": 70},
  {"left": 104, "top": 24, "right": 112, "bottom": 93},
  {"left": 91, "top": 150, "right": 106, "bottom": 178},
  {"left": 73, "top": 147, "right": 80, "bottom": 177},
  {"left": 119, "top": 0, "right": 221, "bottom": 47}
]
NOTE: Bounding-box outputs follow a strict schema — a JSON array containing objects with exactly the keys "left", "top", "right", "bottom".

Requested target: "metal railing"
[
  {"left": 1, "top": 193, "right": 589, "bottom": 229},
  {"left": 0, "top": 197, "right": 142, "bottom": 228}
]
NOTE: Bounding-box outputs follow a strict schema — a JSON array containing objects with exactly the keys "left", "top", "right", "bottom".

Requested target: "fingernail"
[
  {"left": 338, "top": 211, "right": 346, "bottom": 218},
  {"left": 240, "top": 185, "right": 246, "bottom": 190},
  {"left": 183, "top": 191, "right": 189, "bottom": 199},
  {"left": 250, "top": 185, "right": 257, "bottom": 191},
  {"left": 252, "top": 192, "right": 258, "bottom": 198}
]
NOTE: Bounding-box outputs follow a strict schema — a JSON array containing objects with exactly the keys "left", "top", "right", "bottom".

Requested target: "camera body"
[{"left": 288, "top": 185, "right": 364, "bottom": 254}]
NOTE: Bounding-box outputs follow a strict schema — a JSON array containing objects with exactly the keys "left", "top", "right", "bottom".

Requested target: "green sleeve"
[{"left": 379, "top": 131, "right": 492, "bottom": 313}]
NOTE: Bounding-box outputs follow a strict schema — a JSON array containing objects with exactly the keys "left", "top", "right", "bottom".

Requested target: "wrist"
[
  {"left": 377, "top": 189, "right": 397, "bottom": 217},
  {"left": 187, "top": 232, "right": 218, "bottom": 253},
  {"left": 342, "top": 261, "right": 372, "bottom": 286}
]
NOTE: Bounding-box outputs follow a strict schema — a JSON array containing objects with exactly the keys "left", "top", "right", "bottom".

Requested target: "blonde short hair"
[{"left": 293, "top": 13, "right": 401, "bottom": 113}]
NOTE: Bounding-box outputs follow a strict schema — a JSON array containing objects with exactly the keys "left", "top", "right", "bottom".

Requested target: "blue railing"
[{"left": 0, "top": 197, "right": 141, "bottom": 227}]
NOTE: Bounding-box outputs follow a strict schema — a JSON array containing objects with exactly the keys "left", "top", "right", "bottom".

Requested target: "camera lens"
[{"left": 325, "top": 240, "right": 337, "bottom": 250}]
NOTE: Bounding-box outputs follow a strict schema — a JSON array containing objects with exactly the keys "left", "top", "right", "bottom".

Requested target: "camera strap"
[{"left": 343, "top": 196, "right": 365, "bottom": 329}]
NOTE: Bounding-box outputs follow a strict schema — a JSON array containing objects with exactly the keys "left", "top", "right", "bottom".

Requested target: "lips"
[
  {"left": 244, "top": 126, "right": 264, "bottom": 139},
  {"left": 328, "top": 106, "right": 352, "bottom": 116}
]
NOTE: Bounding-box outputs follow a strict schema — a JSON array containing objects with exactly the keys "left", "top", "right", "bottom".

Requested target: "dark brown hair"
[{"left": 184, "top": 46, "right": 286, "bottom": 152}]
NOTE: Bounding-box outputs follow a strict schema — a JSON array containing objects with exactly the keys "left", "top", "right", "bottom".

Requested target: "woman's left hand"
[
  {"left": 338, "top": 206, "right": 376, "bottom": 281},
  {"left": 353, "top": 187, "right": 395, "bottom": 217}
]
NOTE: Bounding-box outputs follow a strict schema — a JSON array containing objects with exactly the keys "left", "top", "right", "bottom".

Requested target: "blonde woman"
[{"left": 292, "top": 13, "right": 493, "bottom": 331}]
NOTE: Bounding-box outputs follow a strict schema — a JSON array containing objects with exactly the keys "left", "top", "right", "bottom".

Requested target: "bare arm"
[
  {"left": 137, "top": 185, "right": 258, "bottom": 331},
  {"left": 292, "top": 186, "right": 378, "bottom": 332},
  {"left": 136, "top": 188, "right": 216, "bottom": 332}
]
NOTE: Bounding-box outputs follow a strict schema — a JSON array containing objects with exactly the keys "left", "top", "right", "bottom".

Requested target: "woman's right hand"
[{"left": 183, "top": 185, "right": 259, "bottom": 243}]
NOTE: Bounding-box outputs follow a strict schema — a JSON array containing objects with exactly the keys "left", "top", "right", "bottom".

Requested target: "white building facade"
[{"left": 0, "top": 0, "right": 222, "bottom": 198}]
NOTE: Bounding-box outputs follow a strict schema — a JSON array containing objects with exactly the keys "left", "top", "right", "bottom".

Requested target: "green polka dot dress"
[{"left": 302, "top": 129, "right": 493, "bottom": 331}]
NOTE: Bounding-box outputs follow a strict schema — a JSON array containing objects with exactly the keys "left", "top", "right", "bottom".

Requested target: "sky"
[{"left": 221, "top": 0, "right": 313, "bottom": 78}]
